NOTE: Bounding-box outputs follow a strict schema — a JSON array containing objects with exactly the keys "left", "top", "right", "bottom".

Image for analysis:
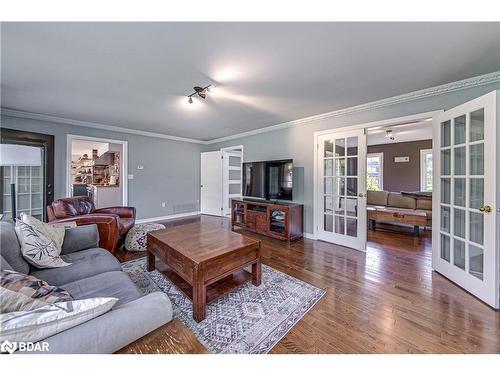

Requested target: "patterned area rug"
[{"left": 121, "top": 257, "right": 325, "bottom": 353}]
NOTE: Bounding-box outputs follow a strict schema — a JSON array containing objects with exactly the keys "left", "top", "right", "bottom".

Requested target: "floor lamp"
[{"left": 0, "top": 143, "right": 42, "bottom": 220}]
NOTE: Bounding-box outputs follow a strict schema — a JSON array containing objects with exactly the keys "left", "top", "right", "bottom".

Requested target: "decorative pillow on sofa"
[
  {"left": 20, "top": 213, "right": 76, "bottom": 252},
  {"left": 0, "top": 270, "right": 73, "bottom": 313},
  {"left": 0, "top": 297, "right": 118, "bottom": 344},
  {"left": 14, "top": 221, "right": 71, "bottom": 269}
]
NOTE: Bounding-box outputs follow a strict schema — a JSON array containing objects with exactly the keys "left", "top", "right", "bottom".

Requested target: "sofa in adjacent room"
[
  {"left": 0, "top": 218, "right": 172, "bottom": 354},
  {"left": 367, "top": 190, "right": 432, "bottom": 227}
]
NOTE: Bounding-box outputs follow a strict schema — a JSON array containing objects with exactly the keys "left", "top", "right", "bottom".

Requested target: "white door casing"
[
  {"left": 315, "top": 128, "right": 367, "bottom": 251},
  {"left": 432, "top": 90, "right": 498, "bottom": 309},
  {"left": 200, "top": 151, "right": 222, "bottom": 216}
]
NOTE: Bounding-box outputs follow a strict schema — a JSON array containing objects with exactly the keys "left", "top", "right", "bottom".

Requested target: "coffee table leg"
[
  {"left": 193, "top": 267, "right": 206, "bottom": 322},
  {"left": 147, "top": 250, "right": 155, "bottom": 272},
  {"left": 252, "top": 242, "right": 262, "bottom": 286},
  {"left": 413, "top": 225, "right": 420, "bottom": 237}
]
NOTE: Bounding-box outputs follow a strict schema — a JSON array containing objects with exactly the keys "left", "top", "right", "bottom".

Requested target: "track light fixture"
[{"left": 187, "top": 84, "right": 211, "bottom": 104}]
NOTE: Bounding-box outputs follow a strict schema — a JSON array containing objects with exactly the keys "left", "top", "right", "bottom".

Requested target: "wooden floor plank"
[{"left": 116, "top": 215, "right": 500, "bottom": 354}]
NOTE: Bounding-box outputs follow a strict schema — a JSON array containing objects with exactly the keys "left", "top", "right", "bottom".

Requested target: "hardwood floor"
[{"left": 116, "top": 215, "right": 500, "bottom": 354}]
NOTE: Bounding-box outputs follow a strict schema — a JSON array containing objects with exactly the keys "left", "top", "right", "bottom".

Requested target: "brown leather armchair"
[{"left": 46, "top": 196, "right": 136, "bottom": 254}]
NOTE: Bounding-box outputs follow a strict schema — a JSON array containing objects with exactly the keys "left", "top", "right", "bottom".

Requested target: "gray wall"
[
  {"left": 367, "top": 139, "right": 432, "bottom": 192},
  {"left": 208, "top": 82, "right": 500, "bottom": 234},
  {"left": 0, "top": 115, "right": 206, "bottom": 220}
]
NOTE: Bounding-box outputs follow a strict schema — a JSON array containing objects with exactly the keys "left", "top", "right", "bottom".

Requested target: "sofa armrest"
[
  {"left": 94, "top": 206, "right": 136, "bottom": 219},
  {"left": 50, "top": 214, "right": 120, "bottom": 253},
  {"left": 61, "top": 224, "right": 100, "bottom": 254},
  {"left": 31, "top": 292, "right": 172, "bottom": 354}
]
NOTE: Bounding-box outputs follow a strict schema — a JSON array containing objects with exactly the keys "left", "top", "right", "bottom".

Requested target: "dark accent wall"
[{"left": 367, "top": 139, "right": 432, "bottom": 193}]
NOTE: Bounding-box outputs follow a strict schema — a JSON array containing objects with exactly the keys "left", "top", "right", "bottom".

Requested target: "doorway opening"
[
  {"left": 200, "top": 146, "right": 243, "bottom": 217},
  {"left": 66, "top": 135, "right": 128, "bottom": 208},
  {"left": 365, "top": 119, "right": 434, "bottom": 252},
  {"left": 313, "top": 111, "right": 440, "bottom": 252}
]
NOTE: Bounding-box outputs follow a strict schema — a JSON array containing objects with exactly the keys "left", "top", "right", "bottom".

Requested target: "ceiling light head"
[{"left": 386, "top": 129, "right": 395, "bottom": 141}]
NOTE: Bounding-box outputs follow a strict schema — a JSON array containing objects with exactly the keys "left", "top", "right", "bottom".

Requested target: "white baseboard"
[
  {"left": 135, "top": 211, "right": 200, "bottom": 224},
  {"left": 303, "top": 232, "right": 316, "bottom": 240}
]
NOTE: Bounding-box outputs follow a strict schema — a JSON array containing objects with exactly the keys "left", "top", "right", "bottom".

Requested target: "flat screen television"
[{"left": 242, "top": 159, "right": 293, "bottom": 201}]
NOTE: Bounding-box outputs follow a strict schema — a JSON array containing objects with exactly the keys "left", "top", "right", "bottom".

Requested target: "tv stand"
[{"left": 231, "top": 199, "right": 303, "bottom": 242}]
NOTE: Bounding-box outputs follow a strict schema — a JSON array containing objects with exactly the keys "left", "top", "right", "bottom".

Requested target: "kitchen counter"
[{"left": 86, "top": 185, "right": 122, "bottom": 208}]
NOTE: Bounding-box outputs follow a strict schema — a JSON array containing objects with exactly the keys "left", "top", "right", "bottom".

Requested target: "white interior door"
[
  {"left": 222, "top": 150, "right": 242, "bottom": 216},
  {"left": 432, "top": 90, "right": 498, "bottom": 309},
  {"left": 316, "top": 129, "right": 367, "bottom": 251},
  {"left": 200, "top": 151, "right": 222, "bottom": 216}
]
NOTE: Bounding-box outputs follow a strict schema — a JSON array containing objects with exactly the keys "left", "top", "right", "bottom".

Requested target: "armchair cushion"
[
  {"left": 94, "top": 206, "right": 136, "bottom": 218},
  {"left": 50, "top": 197, "right": 95, "bottom": 219}
]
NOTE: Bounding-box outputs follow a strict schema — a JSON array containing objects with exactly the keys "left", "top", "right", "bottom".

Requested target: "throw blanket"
[{"left": 401, "top": 191, "right": 432, "bottom": 200}]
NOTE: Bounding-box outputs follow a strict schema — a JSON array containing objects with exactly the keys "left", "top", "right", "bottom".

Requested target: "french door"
[
  {"left": 222, "top": 150, "right": 242, "bottom": 216},
  {"left": 316, "top": 129, "right": 367, "bottom": 251},
  {"left": 432, "top": 91, "right": 498, "bottom": 309}
]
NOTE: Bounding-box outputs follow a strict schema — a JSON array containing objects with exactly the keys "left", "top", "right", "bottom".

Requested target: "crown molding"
[
  {"left": 2, "top": 71, "right": 499, "bottom": 145},
  {"left": 205, "top": 71, "right": 500, "bottom": 144},
  {"left": 0, "top": 108, "right": 205, "bottom": 144}
]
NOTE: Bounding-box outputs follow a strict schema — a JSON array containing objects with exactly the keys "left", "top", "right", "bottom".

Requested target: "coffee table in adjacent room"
[{"left": 147, "top": 223, "right": 262, "bottom": 322}]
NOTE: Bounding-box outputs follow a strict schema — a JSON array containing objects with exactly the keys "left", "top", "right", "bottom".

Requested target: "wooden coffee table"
[
  {"left": 147, "top": 223, "right": 262, "bottom": 322},
  {"left": 367, "top": 207, "right": 427, "bottom": 236}
]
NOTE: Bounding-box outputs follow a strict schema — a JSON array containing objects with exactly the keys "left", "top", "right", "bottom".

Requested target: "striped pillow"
[{"left": 0, "top": 270, "right": 72, "bottom": 313}]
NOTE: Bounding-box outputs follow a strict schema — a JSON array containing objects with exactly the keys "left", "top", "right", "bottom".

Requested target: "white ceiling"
[
  {"left": 1, "top": 22, "right": 499, "bottom": 141},
  {"left": 366, "top": 121, "right": 432, "bottom": 146}
]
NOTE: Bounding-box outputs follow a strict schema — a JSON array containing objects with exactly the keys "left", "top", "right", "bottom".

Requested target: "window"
[
  {"left": 420, "top": 149, "right": 433, "bottom": 191},
  {"left": 1, "top": 144, "right": 44, "bottom": 220},
  {"left": 366, "top": 153, "right": 383, "bottom": 191}
]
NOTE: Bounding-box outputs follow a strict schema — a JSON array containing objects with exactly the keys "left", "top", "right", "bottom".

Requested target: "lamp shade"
[{"left": 0, "top": 144, "right": 42, "bottom": 166}]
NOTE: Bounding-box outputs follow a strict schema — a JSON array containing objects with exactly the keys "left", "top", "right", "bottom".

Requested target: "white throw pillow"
[
  {"left": 20, "top": 213, "right": 68, "bottom": 252},
  {"left": 0, "top": 297, "right": 118, "bottom": 344},
  {"left": 14, "top": 221, "right": 71, "bottom": 269}
]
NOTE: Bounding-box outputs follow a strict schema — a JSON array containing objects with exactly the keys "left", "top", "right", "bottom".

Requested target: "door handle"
[
  {"left": 479, "top": 205, "right": 492, "bottom": 213},
  {"left": 358, "top": 193, "right": 366, "bottom": 198}
]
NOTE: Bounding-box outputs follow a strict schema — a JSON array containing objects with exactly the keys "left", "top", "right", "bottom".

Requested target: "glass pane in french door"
[
  {"left": 323, "top": 136, "right": 359, "bottom": 236},
  {"left": 439, "top": 109, "right": 486, "bottom": 280}
]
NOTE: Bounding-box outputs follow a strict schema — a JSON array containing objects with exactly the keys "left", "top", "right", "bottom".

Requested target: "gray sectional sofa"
[{"left": 0, "top": 218, "right": 173, "bottom": 354}]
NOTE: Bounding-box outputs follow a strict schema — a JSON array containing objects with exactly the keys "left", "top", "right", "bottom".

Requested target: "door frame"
[
  {"left": 312, "top": 110, "right": 442, "bottom": 245},
  {"left": 66, "top": 134, "right": 128, "bottom": 205},
  {"left": 1, "top": 128, "right": 55, "bottom": 221}
]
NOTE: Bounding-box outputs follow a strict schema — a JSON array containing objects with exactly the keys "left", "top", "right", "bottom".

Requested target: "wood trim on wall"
[{"left": 0, "top": 128, "right": 55, "bottom": 220}]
